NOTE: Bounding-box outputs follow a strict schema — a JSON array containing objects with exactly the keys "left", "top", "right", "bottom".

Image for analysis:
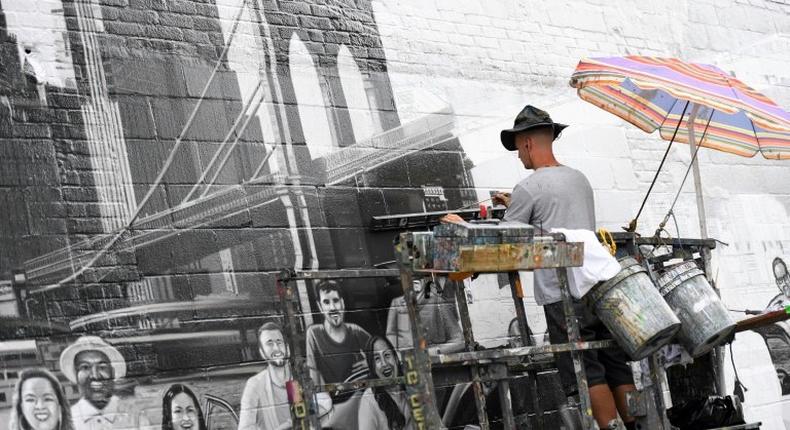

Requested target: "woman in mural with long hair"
[
  {"left": 161, "top": 384, "right": 207, "bottom": 430},
  {"left": 357, "top": 336, "right": 415, "bottom": 430},
  {"left": 9, "top": 368, "right": 73, "bottom": 430}
]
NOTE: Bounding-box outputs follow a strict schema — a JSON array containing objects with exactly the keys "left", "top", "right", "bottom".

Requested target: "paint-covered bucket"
[
  {"left": 588, "top": 257, "right": 681, "bottom": 360},
  {"left": 657, "top": 261, "right": 736, "bottom": 357}
]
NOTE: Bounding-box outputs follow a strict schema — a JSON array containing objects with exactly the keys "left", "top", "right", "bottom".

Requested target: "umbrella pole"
[
  {"left": 686, "top": 104, "right": 708, "bottom": 239},
  {"left": 688, "top": 104, "right": 730, "bottom": 398}
]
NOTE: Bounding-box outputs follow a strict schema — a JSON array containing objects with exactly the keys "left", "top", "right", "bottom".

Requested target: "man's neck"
[
  {"left": 532, "top": 158, "right": 561, "bottom": 169},
  {"left": 323, "top": 321, "right": 348, "bottom": 342},
  {"left": 84, "top": 396, "right": 112, "bottom": 411},
  {"left": 530, "top": 148, "right": 560, "bottom": 169},
  {"left": 268, "top": 363, "right": 291, "bottom": 386}
]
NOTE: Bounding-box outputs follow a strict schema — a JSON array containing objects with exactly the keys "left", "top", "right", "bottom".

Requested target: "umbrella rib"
[
  {"left": 746, "top": 105, "right": 764, "bottom": 158},
  {"left": 629, "top": 100, "right": 690, "bottom": 231},
  {"left": 721, "top": 73, "right": 763, "bottom": 158}
]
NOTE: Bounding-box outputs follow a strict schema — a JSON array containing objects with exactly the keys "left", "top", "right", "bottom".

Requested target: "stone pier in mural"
[{"left": 0, "top": 0, "right": 521, "bottom": 428}]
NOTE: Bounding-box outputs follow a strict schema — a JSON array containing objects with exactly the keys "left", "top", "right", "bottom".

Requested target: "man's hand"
[
  {"left": 441, "top": 213, "right": 466, "bottom": 224},
  {"left": 492, "top": 192, "right": 511, "bottom": 208}
]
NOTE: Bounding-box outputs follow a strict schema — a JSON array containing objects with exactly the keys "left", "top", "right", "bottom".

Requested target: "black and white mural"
[
  {"left": 4, "top": 0, "right": 789, "bottom": 428},
  {"left": 0, "top": 0, "right": 529, "bottom": 428}
]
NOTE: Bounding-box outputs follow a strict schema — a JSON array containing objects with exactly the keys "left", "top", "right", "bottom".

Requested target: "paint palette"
[{"left": 404, "top": 221, "right": 584, "bottom": 272}]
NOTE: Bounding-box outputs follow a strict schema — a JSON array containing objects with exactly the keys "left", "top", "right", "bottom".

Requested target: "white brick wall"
[{"left": 374, "top": 0, "right": 790, "bottom": 427}]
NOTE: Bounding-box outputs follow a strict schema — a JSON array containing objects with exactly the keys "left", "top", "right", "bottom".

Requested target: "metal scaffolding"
[
  {"left": 275, "top": 228, "right": 765, "bottom": 429},
  {"left": 276, "top": 230, "right": 618, "bottom": 429}
]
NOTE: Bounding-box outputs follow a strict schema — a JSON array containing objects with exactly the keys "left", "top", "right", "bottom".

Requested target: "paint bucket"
[
  {"left": 587, "top": 257, "right": 681, "bottom": 360},
  {"left": 657, "top": 261, "right": 736, "bottom": 357}
]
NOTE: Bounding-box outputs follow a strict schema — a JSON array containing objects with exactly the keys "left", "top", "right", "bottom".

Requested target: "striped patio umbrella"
[{"left": 569, "top": 56, "right": 790, "bottom": 159}]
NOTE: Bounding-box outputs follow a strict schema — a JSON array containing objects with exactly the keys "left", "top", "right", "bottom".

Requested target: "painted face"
[
  {"left": 318, "top": 290, "right": 345, "bottom": 328},
  {"left": 171, "top": 392, "right": 198, "bottom": 430},
  {"left": 259, "top": 329, "right": 289, "bottom": 367},
  {"left": 21, "top": 377, "right": 60, "bottom": 430},
  {"left": 74, "top": 350, "right": 114, "bottom": 409},
  {"left": 775, "top": 259, "right": 790, "bottom": 297},
  {"left": 412, "top": 279, "right": 424, "bottom": 295},
  {"left": 515, "top": 133, "right": 533, "bottom": 169},
  {"left": 372, "top": 339, "right": 398, "bottom": 379},
  {"left": 479, "top": 366, "right": 496, "bottom": 396},
  {"left": 776, "top": 261, "right": 788, "bottom": 278}
]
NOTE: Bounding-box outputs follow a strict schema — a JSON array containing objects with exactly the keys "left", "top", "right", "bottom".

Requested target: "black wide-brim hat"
[{"left": 500, "top": 105, "right": 568, "bottom": 151}]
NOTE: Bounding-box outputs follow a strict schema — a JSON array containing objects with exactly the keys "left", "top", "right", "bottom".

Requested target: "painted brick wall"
[
  {"left": 0, "top": 0, "right": 789, "bottom": 428},
  {"left": 373, "top": 4, "right": 790, "bottom": 428}
]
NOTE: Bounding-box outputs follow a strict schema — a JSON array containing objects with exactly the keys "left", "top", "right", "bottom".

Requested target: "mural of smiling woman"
[
  {"left": 358, "top": 336, "right": 415, "bottom": 430},
  {"left": 9, "top": 368, "right": 74, "bottom": 430},
  {"left": 161, "top": 384, "right": 207, "bottom": 430}
]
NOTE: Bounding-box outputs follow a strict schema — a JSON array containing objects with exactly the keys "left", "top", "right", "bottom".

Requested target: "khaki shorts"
[{"left": 544, "top": 298, "right": 635, "bottom": 396}]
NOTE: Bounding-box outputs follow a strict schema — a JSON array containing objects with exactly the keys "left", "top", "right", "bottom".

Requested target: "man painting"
[
  {"left": 494, "top": 105, "right": 637, "bottom": 430},
  {"left": 59, "top": 336, "right": 150, "bottom": 430}
]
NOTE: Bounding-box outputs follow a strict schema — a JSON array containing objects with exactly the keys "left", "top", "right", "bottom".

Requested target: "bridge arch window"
[
  {"left": 336, "top": 45, "right": 379, "bottom": 143},
  {"left": 289, "top": 34, "right": 336, "bottom": 159}
]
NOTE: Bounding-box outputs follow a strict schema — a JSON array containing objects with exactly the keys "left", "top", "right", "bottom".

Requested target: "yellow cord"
[{"left": 598, "top": 228, "right": 616, "bottom": 256}]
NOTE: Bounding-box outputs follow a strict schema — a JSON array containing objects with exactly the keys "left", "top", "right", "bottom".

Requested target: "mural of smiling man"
[
  {"left": 238, "top": 322, "right": 294, "bottom": 430},
  {"left": 306, "top": 280, "right": 372, "bottom": 387},
  {"left": 306, "top": 280, "right": 371, "bottom": 429},
  {"left": 58, "top": 336, "right": 150, "bottom": 430}
]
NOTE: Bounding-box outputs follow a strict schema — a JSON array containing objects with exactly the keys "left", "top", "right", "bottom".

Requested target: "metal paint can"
[
  {"left": 657, "top": 261, "right": 736, "bottom": 357},
  {"left": 587, "top": 257, "right": 681, "bottom": 360}
]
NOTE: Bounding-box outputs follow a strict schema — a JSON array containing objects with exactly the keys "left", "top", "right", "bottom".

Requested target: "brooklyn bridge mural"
[{"left": 0, "top": 0, "right": 550, "bottom": 428}]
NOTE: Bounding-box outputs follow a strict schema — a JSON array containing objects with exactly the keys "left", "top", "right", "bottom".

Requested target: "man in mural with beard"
[
  {"left": 306, "top": 280, "right": 371, "bottom": 429},
  {"left": 306, "top": 280, "right": 371, "bottom": 386},
  {"left": 493, "top": 105, "right": 637, "bottom": 430},
  {"left": 238, "top": 322, "right": 293, "bottom": 430},
  {"left": 239, "top": 322, "right": 333, "bottom": 430},
  {"left": 59, "top": 336, "right": 150, "bottom": 430}
]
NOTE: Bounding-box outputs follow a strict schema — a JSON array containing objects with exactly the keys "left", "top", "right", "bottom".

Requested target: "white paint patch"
[{"left": 1, "top": 0, "right": 76, "bottom": 88}]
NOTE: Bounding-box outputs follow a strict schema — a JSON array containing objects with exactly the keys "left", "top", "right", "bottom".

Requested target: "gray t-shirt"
[{"left": 503, "top": 165, "right": 595, "bottom": 305}]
